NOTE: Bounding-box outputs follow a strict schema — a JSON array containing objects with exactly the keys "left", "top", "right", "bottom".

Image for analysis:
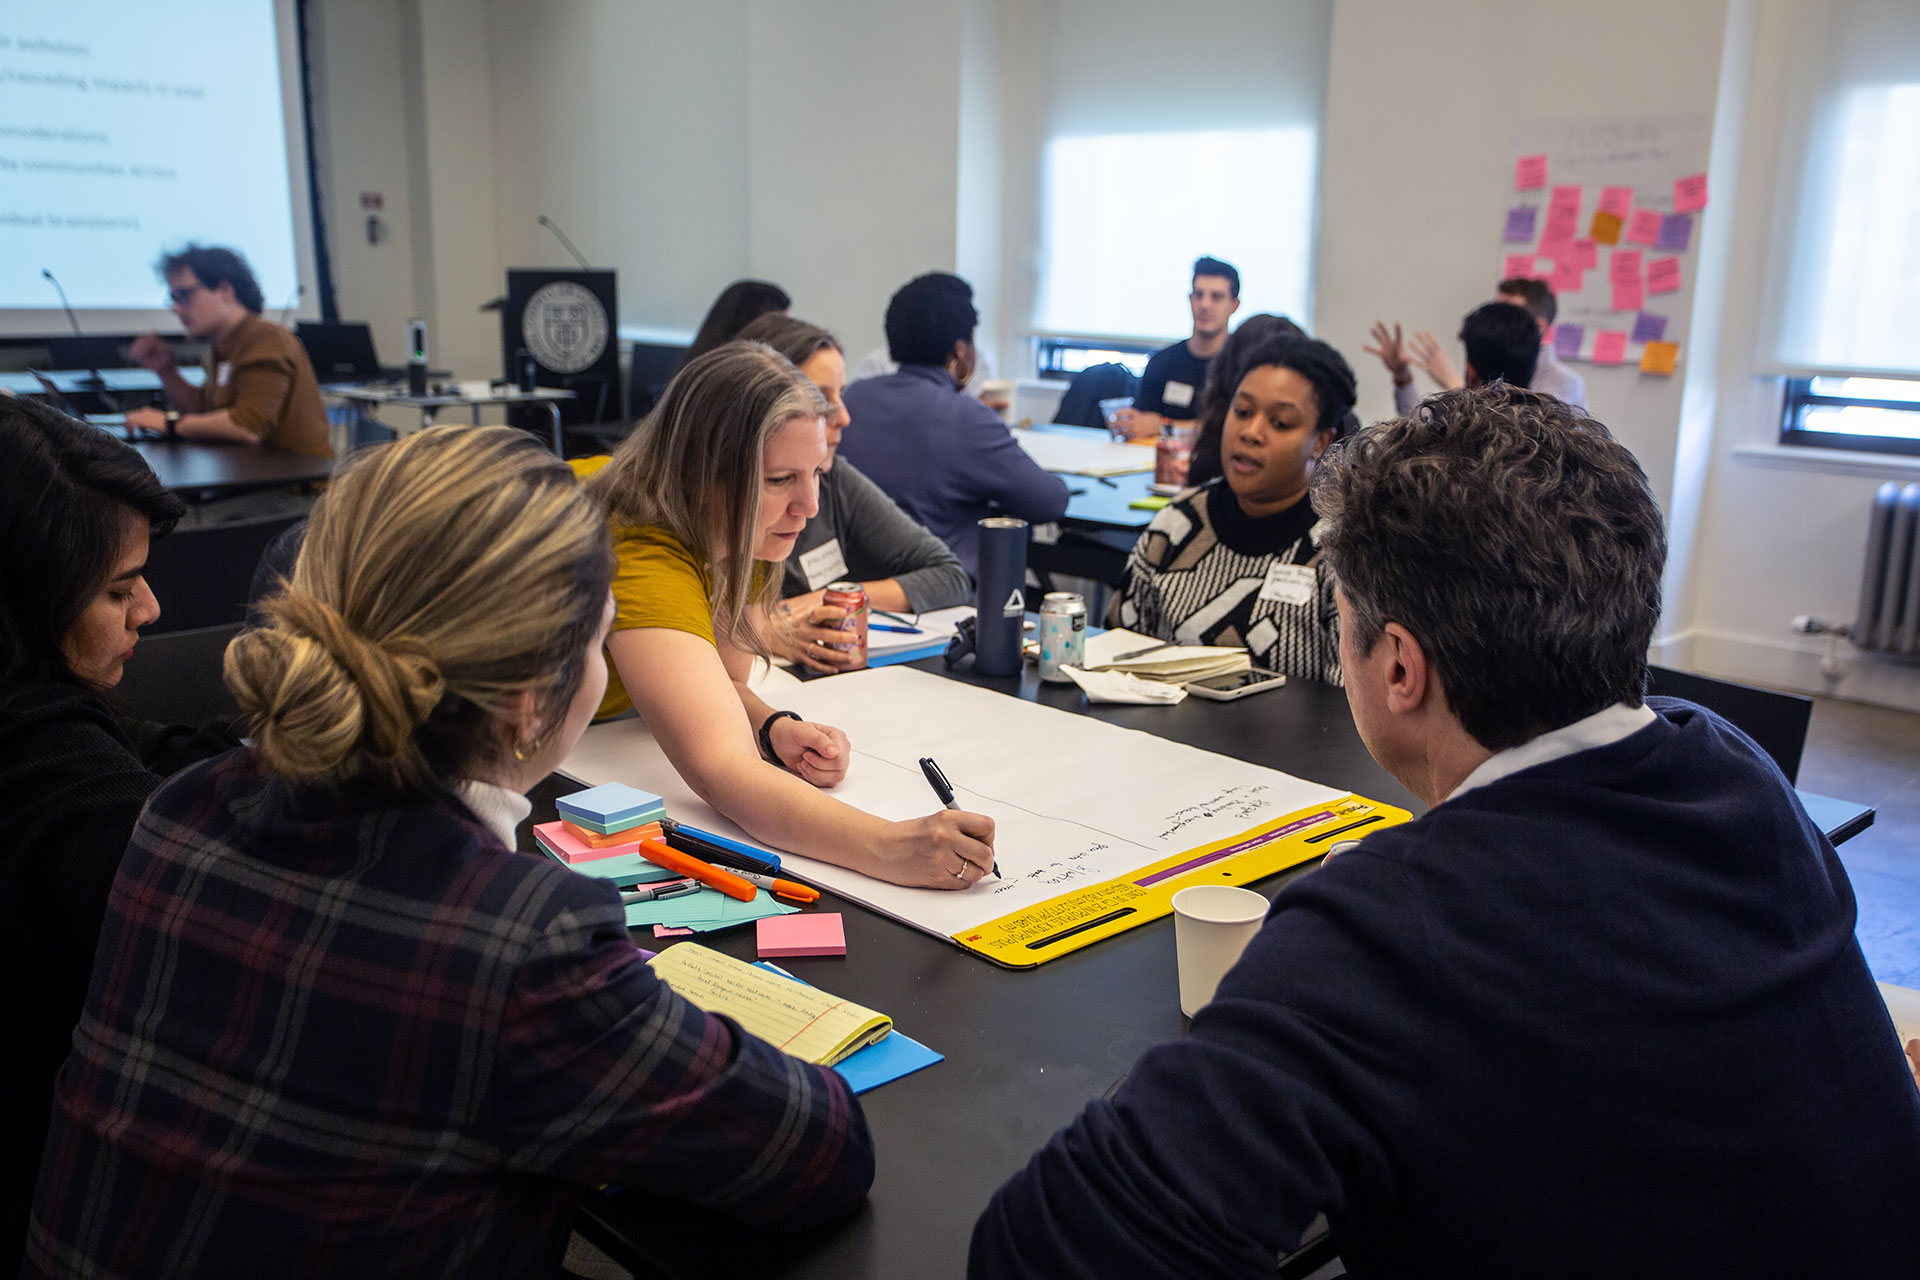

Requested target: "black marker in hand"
[{"left": 919, "top": 755, "right": 1000, "bottom": 878}]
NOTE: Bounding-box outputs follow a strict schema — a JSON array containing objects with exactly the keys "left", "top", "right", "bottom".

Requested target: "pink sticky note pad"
[
  {"left": 1504, "top": 253, "right": 1537, "bottom": 279},
  {"left": 1673, "top": 172, "right": 1709, "bottom": 213},
  {"left": 1548, "top": 262, "right": 1584, "bottom": 295},
  {"left": 1646, "top": 256, "right": 1683, "bottom": 295},
  {"left": 1571, "top": 238, "right": 1599, "bottom": 270},
  {"left": 1515, "top": 154, "right": 1548, "bottom": 189},
  {"left": 757, "top": 913, "right": 846, "bottom": 958},
  {"left": 534, "top": 820, "right": 644, "bottom": 865},
  {"left": 1598, "top": 185, "right": 1635, "bottom": 218},
  {"left": 1548, "top": 183, "right": 1584, "bottom": 212},
  {"left": 1612, "top": 280, "right": 1645, "bottom": 312},
  {"left": 1625, "top": 209, "right": 1663, "bottom": 246},
  {"left": 1610, "top": 249, "right": 1644, "bottom": 283},
  {"left": 1593, "top": 331, "right": 1629, "bottom": 365}
]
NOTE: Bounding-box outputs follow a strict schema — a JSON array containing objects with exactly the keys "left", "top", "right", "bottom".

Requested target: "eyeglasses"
[{"left": 167, "top": 283, "right": 206, "bottom": 307}]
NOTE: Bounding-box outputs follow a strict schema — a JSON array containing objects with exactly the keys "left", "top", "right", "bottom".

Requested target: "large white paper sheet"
[
  {"left": 561, "top": 667, "right": 1347, "bottom": 941},
  {"left": 1013, "top": 426, "right": 1156, "bottom": 477}
]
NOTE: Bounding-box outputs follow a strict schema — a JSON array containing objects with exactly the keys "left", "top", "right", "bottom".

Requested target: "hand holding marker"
[{"left": 920, "top": 756, "right": 1001, "bottom": 879}]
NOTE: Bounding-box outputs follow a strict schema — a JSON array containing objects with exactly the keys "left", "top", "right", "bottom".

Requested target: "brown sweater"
[{"left": 197, "top": 312, "right": 331, "bottom": 457}]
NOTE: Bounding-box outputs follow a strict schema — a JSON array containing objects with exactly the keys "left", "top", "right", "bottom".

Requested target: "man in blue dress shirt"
[{"left": 839, "top": 273, "right": 1068, "bottom": 578}]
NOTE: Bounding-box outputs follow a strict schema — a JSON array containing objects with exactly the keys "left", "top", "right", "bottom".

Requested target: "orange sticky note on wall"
[
  {"left": 1589, "top": 210, "right": 1623, "bottom": 245},
  {"left": 1639, "top": 341, "right": 1679, "bottom": 376}
]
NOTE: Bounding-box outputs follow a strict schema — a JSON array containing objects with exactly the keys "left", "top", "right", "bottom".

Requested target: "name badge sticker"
[
  {"left": 1162, "top": 380, "right": 1194, "bottom": 409},
  {"left": 1258, "top": 562, "right": 1315, "bottom": 607},
  {"left": 799, "top": 538, "right": 849, "bottom": 590}
]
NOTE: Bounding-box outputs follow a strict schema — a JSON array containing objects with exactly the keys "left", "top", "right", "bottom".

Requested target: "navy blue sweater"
[{"left": 972, "top": 700, "right": 1920, "bottom": 1278}]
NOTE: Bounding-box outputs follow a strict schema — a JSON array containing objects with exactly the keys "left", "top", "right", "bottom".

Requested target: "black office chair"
[
  {"left": 627, "top": 340, "right": 688, "bottom": 422},
  {"left": 116, "top": 622, "right": 243, "bottom": 726},
  {"left": 1646, "top": 665, "right": 1813, "bottom": 784},
  {"left": 143, "top": 514, "right": 306, "bottom": 634},
  {"left": 1054, "top": 362, "right": 1139, "bottom": 431}
]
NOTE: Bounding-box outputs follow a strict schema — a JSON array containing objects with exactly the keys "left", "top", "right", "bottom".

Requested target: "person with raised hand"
[{"left": 25, "top": 425, "right": 875, "bottom": 1278}]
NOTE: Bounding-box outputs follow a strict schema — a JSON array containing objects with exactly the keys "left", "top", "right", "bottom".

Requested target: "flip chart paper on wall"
[
  {"left": 1515, "top": 154, "right": 1548, "bottom": 189},
  {"left": 560, "top": 667, "right": 1409, "bottom": 968}
]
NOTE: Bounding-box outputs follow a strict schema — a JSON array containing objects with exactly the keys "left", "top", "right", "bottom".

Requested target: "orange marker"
[
  {"left": 637, "top": 837, "right": 757, "bottom": 902},
  {"left": 732, "top": 870, "right": 821, "bottom": 904}
]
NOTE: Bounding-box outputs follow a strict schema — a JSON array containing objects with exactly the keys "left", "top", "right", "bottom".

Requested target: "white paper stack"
[{"left": 1081, "top": 628, "right": 1251, "bottom": 684}]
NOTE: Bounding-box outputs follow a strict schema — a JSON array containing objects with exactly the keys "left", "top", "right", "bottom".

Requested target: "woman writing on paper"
[
  {"left": 1111, "top": 335, "right": 1357, "bottom": 685},
  {"left": 582, "top": 342, "right": 996, "bottom": 888},
  {"left": 26, "top": 426, "right": 874, "bottom": 1276},
  {"left": 735, "top": 313, "right": 970, "bottom": 673}
]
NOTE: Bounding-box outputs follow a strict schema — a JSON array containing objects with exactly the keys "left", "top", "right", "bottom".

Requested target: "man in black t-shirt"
[{"left": 1112, "top": 256, "right": 1240, "bottom": 440}]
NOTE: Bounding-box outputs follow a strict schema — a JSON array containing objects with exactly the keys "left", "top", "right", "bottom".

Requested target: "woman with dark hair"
[
  {"left": 1112, "top": 335, "right": 1358, "bottom": 685},
  {"left": 0, "top": 397, "right": 231, "bottom": 1264},
  {"left": 737, "top": 313, "right": 970, "bottom": 673},
  {"left": 1183, "top": 313, "right": 1306, "bottom": 489},
  {"left": 684, "top": 278, "right": 792, "bottom": 361}
]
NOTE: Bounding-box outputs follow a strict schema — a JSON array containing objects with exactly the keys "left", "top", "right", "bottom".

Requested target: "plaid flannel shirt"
[{"left": 26, "top": 750, "right": 872, "bottom": 1278}]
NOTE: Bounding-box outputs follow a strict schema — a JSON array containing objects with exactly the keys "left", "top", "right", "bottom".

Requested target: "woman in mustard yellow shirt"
[{"left": 580, "top": 342, "right": 995, "bottom": 889}]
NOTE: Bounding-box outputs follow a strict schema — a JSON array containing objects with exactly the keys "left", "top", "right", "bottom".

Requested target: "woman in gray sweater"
[{"left": 739, "top": 314, "right": 971, "bottom": 672}]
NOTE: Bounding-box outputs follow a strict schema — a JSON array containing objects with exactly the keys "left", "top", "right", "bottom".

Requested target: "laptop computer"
[{"left": 296, "top": 322, "right": 383, "bottom": 383}]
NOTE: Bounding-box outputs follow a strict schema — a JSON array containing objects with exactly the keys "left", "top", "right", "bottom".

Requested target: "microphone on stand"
[
  {"left": 277, "top": 283, "right": 306, "bottom": 327},
  {"left": 41, "top": 268, "right": 123, "bottom": 420},
  {"left": 537, "top": 215, "right": 592, "bottom": 270}
]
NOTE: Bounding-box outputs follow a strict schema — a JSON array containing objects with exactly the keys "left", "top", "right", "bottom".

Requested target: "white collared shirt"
[
  {"left": 1444, "top": 702, "right": 1657, "bottom": 805},
  {"left": 455, "top": 778, "right": 533, "bottom": 849}
]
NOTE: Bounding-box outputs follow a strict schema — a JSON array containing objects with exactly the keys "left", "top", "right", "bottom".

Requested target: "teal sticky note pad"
[
  {"left": 625, "top": 888, "right": 796, "bottom": 931},
  {"left": 561, "top": 852, "right": 679, "bottom": 885}
]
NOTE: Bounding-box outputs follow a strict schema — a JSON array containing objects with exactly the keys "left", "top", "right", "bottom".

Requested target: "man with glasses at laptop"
[{"left": 125, "top": 244, "right": 331, "bottom": 459}]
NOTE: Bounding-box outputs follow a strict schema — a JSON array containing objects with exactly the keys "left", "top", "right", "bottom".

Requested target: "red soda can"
[{"left": 822, "top": 582, "right": 869, "bottom": 668}]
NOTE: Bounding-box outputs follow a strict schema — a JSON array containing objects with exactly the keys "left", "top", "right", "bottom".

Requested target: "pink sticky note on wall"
[
  {"left": 1625, "top": 209, "right": 1663, "bottom": 246},
  {"left": 1504, "top": 253, "right": 1537, "bottom": 280},
  {"left": 1612, "top": 280, "right": 1645, "bottom": 312},
  {"left": 1598, "top": 185, "right": 1635, "bottom": 218},
  {"left": 1609, "top": 249, "right": 1644, "bottom": 284},
  {"left": 1549, "top": 183, "right": 1584, "bottom": 212},
  {"left": 1570, "top": 238, "right": 1599, "bottom": 270},
  {"left": 1515, "top": 154, "right": 1548, "bottom": 189},
  {"left": 1548, "top": 262, "right": 1584, "bottom": 295},
  {"left": 1593, "top": 331, "right": 1629, "bottom": 365},
  {"left": 1673, "top": 173, "right": 1709, "bottom": 213},
  {"left": 1646, "top": 256, "right": 1683, "bottom": 295}
]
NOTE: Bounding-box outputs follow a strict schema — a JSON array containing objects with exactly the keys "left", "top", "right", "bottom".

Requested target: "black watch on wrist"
[
  {"left": 758, "top": 709, "right": 802, "bottom": 764},
  {"left": 164, "top": 410, "right": 181, "bottom": 439}
]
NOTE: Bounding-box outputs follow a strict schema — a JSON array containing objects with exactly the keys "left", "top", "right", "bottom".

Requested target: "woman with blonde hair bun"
[
  {"left": 26, "top": 425, "right": 875, "bottom": 1278},
  {"left": 581, "top": 340, "right": 996, "bottom": 889}
]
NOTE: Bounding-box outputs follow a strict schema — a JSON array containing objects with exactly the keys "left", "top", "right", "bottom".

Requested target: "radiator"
[{"left": 1855, "top": 482, "right": 1920, "bottom": 657}]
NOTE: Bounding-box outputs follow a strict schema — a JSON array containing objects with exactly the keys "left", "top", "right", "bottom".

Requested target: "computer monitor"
[{"left": 46, "top": 335, "right": 129, "bottom": 372}]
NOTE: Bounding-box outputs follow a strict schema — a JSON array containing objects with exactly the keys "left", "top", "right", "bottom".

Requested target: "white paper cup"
[{"left": 1172, "top": 885, "right": 1269, "bottom": 1017}]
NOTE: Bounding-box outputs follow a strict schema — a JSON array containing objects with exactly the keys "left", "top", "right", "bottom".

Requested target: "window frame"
[
  {"left": 1031, "top": 335, "right": 1162, "bottom": 382},
  {"left": 1779, "top": 377, "right": 1920, "bottom": 458}
]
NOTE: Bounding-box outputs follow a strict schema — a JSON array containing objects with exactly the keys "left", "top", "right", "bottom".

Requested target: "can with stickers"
[
  {"left": 822, "top": 581, "right": 869, "bottom": 668},
  {"left": 1037, "top": 592, "right": 1088, "bottom": 682}
]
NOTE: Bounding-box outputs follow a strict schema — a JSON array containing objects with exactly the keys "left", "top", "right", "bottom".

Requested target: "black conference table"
[
  {"left": 128, "top": 438, "right": 334, "bottom": 499},
  {"left": 527, "top": 657, "right": 1413, "bottom": 1280},
  {"left": 527, "top": 656, "right": 1872, "bottom": 1280}
]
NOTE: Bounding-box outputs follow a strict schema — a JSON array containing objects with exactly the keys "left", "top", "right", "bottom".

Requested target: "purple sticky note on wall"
[
  {"left": 1504, "top": 207, "right": 1537, "bottom": 243},
  {"left": 1553, "top": 324, "right": 1584, "bottom": 358},
  {"left": 1631, "top": 312, "right": 1669, "bottom": 345},
  {"left": 1654, "top": 214, "right": 1693, "bottom": 253}
]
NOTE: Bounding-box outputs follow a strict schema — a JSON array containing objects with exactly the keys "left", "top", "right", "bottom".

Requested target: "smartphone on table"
[{"left": 1184, "top": 667, "right": 1288, "bottom": 701}]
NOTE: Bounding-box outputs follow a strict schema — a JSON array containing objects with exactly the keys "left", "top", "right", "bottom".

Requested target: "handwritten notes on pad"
[
  {"left": 563, "top": 666, "right": 1410, "bottom": 966},
  {"left": 649, "top": 943, "right": 890, "bottom": 1065}
]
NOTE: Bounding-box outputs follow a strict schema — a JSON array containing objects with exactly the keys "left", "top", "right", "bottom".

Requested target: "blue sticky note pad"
[
  {"left": 869, "top": 641, "right": 950, "bottom": 667},
  {"left": 557, "top": 782, "right": 666, "bottom": 828},
  {"left": 834, "top": 1030, "right": 944, "bottom": 1094}
]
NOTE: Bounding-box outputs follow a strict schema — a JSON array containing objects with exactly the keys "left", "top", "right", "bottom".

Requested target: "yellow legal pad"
[{"left": 647, "top": 943, "right": 892, "bottom": 1066}]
